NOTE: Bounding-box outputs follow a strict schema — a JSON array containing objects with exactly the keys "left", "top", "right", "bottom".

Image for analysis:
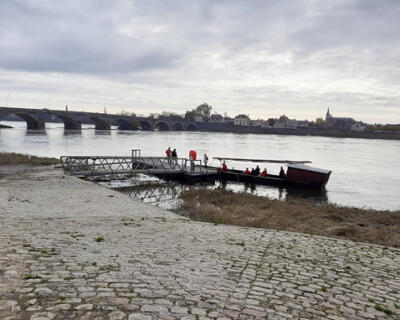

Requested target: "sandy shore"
[{"left": 1, "top": 166, "right": 400, "bottom": 319}]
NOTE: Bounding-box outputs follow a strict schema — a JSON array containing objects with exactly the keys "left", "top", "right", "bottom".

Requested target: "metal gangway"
[{"left": 60, "top": 149, "right": 205, "bottom": 177}]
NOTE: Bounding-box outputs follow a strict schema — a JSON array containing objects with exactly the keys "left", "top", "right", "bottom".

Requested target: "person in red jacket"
[
  {"left": 244, "top": 168, "right": 250, "bottom": 175},
  {"left": 260, "top": 168, "right": 267, "bottom": 177},
  {"left": 165, "top": 147, "right": 172, "bottom": 163},
  {"left": 221, "top": 161, "right": 228, "bottom": 171}
]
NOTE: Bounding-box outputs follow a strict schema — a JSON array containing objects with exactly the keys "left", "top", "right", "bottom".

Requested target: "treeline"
[{"left": 120, "top": 103, "right": 213, "bottom": 122}]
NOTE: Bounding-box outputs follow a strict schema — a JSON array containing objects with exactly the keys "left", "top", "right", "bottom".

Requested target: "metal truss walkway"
[{"left": 60, "top": 150, "right": 217, "bottom": 183}]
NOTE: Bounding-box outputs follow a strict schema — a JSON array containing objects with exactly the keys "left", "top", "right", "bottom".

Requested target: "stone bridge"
[{"left": 0, "top": 107, "right": 200, "bottom": 131}]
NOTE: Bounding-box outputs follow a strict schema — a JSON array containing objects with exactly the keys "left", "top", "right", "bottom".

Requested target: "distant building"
[
  {"left": 223, "top": 116, "right": 234, "bottom": 125},
  {"left": 350, "top": 122, "right": 367, "bottom": 132},
  {"left": 325, "top": 108, "right": 355, "bottom": 130},
  {"left": 274, "top": 115, "right": 298, "bottom": 129},
  {"left": 210, "top": 113, "right": 224, "bottom": 123},
  {"left": 297, "top": 120, "right": 310, "bottom": 128},
  {"left": 251, "top": 119, "right": 268, "bottom": 127},
  {"left": 234, "top": 114, "right": 251, "bottom": 126}
]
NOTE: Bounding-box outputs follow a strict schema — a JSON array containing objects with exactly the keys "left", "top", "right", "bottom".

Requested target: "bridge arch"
[
  {"left": 90, "top": 116, "right": 111, "bottom": 130},
  {"left": 139, "top": 120, "right": 152, "bottom": 131},
  {"left": 154, "top": 121, "right": 170, "bottom": 131},
  {"left": 14, "top": 112, "right": 45, "bottom": 130},
  {"left": 185, "top": 122, "right": 199, "bottom": 131},
  {"left": 171, "top": 122, "right": 184, "bottom": 131},
  {"left": 55, "top": 114, "right": 81, "bottom": 130}
]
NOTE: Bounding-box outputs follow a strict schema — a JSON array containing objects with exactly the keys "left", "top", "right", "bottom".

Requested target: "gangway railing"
[{"left": 60, "top": 155, "right": 204, "bottom": 177}]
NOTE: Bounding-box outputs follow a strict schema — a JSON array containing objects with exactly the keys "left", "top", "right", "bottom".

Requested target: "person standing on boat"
[
  {"left": 221, "top": 161, "right": 228, "bottom": 171},
  {"left": 254, "top": 165, "right": 260, "bottom": 176},
  {"left": 261, "top": 168, "right": 267, "bottom": 177},
  {"left": 166, "top": 147, "right": 172, "bottom": 164},
  {"left": 245, "top": 168, "right": 250, "bottom": 175},
  {"left": 279, "top": 166, "right": 286, "bottom": 178},
  {"left": 203, "top": 154, "right": 209, "bottom": 168}
]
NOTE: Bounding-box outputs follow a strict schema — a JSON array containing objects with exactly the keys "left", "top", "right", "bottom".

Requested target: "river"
[{"left": 1, "top": 120, "right": 399, "bottom": 211}]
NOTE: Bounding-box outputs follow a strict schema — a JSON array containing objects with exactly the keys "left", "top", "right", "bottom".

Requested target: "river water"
[{"left": 1, "top": 121, "right": 400, "bottom": 211}]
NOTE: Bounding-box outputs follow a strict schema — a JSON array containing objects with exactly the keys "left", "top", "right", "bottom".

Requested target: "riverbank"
[
  {"left": 180, "top": 189, "right": 400, "bottom": 248},
  {"left": 199, "top": 122, "right": 400, "bottom": 140},
  {"left": 0, "top": 152, "right": 59, "bottom": 166},
  {"left": 1, "top": 165, "right": 400, "bottom": 319}
]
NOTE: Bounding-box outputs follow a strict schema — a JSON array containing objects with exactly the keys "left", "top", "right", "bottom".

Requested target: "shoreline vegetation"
[
  {"left": 180, "top": 189, "right": 400, "bottom": 248},
  {"left": 0, "top": 152, "right": 59, "bottom": 166}
]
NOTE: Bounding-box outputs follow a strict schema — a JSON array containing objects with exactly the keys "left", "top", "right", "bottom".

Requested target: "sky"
[{"left": 0, "top": 0, "right": 399, "bottom": 123}]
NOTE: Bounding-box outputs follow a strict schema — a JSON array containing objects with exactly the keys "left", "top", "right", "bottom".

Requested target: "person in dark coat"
[
  {"left": 171, "top": 149, "right": 177, "bottom": 166},
  {"left": 279, "top": 166, "right": 286, "bottom": 178}
]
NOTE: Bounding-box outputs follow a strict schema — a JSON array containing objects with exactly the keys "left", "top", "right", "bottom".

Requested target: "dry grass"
[
  {"left": 180, "top": 189, "right": 400, "bottom": 248},
  {"left": 0, "top": 152, "right": 59, "bottom": 166}
]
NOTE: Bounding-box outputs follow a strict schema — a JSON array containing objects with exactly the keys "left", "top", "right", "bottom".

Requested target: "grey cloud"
[
  {"left": 2, "top": 0, "right": 399, "bottom": 74},
  {"left": 0, "top": 0, "right": 399, "bottom": 122}
]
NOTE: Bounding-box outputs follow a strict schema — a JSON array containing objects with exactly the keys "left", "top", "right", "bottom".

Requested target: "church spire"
[{"left": 325, "top": 107, "right": 332, "bottom": 121}]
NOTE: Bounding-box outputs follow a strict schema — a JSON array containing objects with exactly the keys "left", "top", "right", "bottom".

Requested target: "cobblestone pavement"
[{"left": 1, "top": 168, "right": 400, "bottom": 320}]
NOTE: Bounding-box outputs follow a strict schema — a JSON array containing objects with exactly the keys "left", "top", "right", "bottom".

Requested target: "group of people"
[
  {"left": 243, "top": 165, "right": 286, "bottom": 178},
  {"left": 165, "top": 149, "right": 287, "bottom": 178},
  {"left": 244, "top": 165, "right": 267, "bottom": 176},
  {"left": 165, "top": 147, "right": 178, "bottom": 164},
  {"left": 166, "top": 147, "right": 209, "bottom": 169}
]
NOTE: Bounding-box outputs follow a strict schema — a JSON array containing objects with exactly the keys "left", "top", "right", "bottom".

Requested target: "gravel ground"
[{"left": 0, "top": 166, "right": 399, "bottom": 320}]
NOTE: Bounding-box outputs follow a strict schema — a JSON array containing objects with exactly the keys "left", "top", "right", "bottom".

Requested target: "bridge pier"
[
  {"left": 95, "top": 122, "right": 111, "bottom": 130},
  {"left": 118, "top": 119, "right": 139, "bottom": 130},
  {"left": 56, "top": 115, "right": 82, "bottom": 130},
  {"left": 64, "top": 121, "right": 82, "bottom": 130},
  {"left": 27, "top": 119, "right": 45, "bottom": 130},
  {"left": 91, "top": 117, "right": 111, "bottom": 130}
]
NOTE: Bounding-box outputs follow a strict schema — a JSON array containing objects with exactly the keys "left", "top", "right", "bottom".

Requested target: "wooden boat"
[
  {"left": 216, "top": 164, "right": 331, "bottom": 189},
  {"left": 286, "top": 164, "right": 331, "bottom": 189}
]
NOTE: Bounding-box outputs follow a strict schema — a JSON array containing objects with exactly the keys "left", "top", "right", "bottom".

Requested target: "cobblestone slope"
[{"left": 1, "top": 168, "right": 399, "bottom": 319}]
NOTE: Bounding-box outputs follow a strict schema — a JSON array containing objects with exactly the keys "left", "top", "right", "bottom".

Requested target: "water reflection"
[
  {"left": 114, "top": 178, "right": 328, "bottom": 211},
  {"left": 25, "top": 129, "right": 47, "bottom": 136},
  {"left": 94, "top": 130, "right": 111, "bottom": 135},
  {"left": 63, "top": 130, "right": 82, "bottom": 136}
]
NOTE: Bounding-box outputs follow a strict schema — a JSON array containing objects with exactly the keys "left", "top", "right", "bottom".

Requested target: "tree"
[
  {"left": 267, "top": 118, "right": 276, "bottom": 126},
  {"left": 184, "top": 110, "right": 197, "bottom": 121},
  {"left": 195, "top": 103, "right": 212, "bottom": 119}
]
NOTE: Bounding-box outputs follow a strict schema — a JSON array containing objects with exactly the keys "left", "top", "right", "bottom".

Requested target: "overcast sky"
[{"left": 1, "top": 0, "right": 399, "bottom": 123}]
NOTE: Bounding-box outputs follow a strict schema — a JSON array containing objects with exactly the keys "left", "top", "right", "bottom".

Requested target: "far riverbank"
[
  {"left": 200, "top": 122, "right": 400, "bottom": 140},
  {"left": 2, "top": 120, "right": 400, "bottom": 140}
]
